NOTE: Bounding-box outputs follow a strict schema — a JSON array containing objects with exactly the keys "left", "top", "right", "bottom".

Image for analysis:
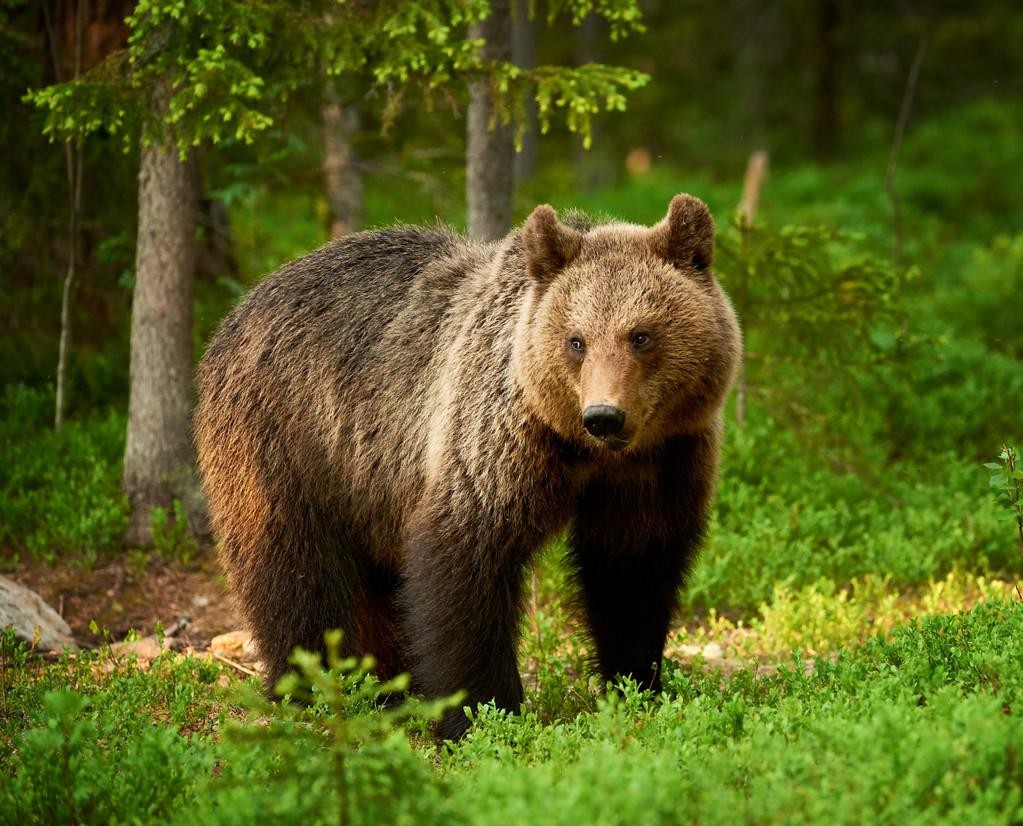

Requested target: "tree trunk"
[
  {"left": 734, "top": 150, "right": 769, "bottom": 429},
  {"left": 812, "top": 0, "right": 841, "bottom": 156},
  {"left": 122, "top": 115, "right": 205, "bottom": 546},
  {"left": 574, "top": 12, "right": 613, "bottom": 192},
  {"left": 51, "top": 0, "right": 84, "bottom": 432},
  {"left": 512, "top": 0, "right": 538, "bottom": 182},
  {"left": 467, "top": 0, "right": 514, "bottom": 241},
  {"left": 322, "top": 85, "right": 363, "bottom": 238},
  {"left": 732, "top": 0, "right": 781, "bottom": 147}
]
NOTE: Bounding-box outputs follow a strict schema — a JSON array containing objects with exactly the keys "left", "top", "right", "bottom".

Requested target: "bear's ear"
[
  {"left": 522, "top": 204, "right": 583, "bottom": 285},
  {"left": 648, "top": 194, "right": 715, "bottom": 273}
]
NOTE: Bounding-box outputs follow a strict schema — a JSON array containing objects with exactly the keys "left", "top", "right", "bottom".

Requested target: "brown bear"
[{"left": 195, "top": 194, "right": 741, "bottom": 740}]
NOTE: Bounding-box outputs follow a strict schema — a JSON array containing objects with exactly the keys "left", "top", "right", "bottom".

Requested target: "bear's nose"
[{"left": 582, "top": 405, "right": 626, "bottom": 438}]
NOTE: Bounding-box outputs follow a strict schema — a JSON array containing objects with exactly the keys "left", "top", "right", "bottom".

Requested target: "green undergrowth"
[
  {"left": 4, "top": 600, "right": 1023, "bottom": 824},
  {"left": 0, "top": 384, "right": 127, "bottom": 566},
  {"left": 675, "top": 569, "right": 1019, "bottom": 662},
  {"left": 689, "top": 415, "right": 1018, "bottom": 615}
]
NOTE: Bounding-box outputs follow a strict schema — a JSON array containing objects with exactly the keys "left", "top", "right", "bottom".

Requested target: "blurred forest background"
[
  {"left": 2, "top": 0, "right": 1022, "bottom": 615},
  {"left": 4, "top": 2, "right": 1023, "bottom": 822}
]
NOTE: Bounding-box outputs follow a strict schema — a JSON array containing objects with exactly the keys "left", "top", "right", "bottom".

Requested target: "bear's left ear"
[
  {"left": 648, "top": 194, "right": 715, "bottom": 273},
  {"left": 522, "top": 204, "right": 584, "bottom": 286}
]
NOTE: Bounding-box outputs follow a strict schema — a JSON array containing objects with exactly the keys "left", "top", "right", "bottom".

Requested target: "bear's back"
[
  {"left": 203, "top": 227, "right": 462, "bottom": 375},
  {"left": 195, "top": 225, "right": 501, "bottom": 546}
]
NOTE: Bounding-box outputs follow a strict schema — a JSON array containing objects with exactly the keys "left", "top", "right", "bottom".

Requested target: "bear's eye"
[
  {"left": 568, "top": 336, "right": 585, "bottom": 353},
  {"left": 631, "top": 331, "right": 652, "bottom": 351}
]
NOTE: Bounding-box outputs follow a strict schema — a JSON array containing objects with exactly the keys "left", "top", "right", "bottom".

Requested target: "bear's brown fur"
[{"left": 195, "top": 194, "right": 741, "bottom": 739}]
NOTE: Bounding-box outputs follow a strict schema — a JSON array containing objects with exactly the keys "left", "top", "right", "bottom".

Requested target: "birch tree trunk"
[
  {"left": 467, "top": 0, "right": 514, "bottom": 240},
  {"left": 122, "top": 111, "right": 205, "bottom": 545}
]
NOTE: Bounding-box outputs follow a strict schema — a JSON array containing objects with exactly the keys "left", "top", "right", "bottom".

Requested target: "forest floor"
[
  {"left": 8, "top": 548, "right": 1017, "bottom": 683},
  {"left": 8, "top": 548, "right": 237, "bottom": 651}
]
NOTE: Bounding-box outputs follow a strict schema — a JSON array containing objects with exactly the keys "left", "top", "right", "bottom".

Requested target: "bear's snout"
[{"left": 582, "top": 404, "right": 626, "bottom": 439}]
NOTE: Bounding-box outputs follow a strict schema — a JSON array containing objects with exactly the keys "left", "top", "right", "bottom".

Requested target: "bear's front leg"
[
  {"left": 571, "top": 431, "right": 718, "bottom": 691},
  {"left": 399, "top": 514, "right": 528, "bottom": 741}
]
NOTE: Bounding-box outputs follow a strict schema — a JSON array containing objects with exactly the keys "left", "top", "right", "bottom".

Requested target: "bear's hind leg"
[
  {"left": 353, "top": 560, "right": 408, "bottom": 682},
  {"left": 398, "top": 528, "right": 526, "bottom": 741},
  {"left": 224, "top": 497, "right": 363, "bottom": 694}
]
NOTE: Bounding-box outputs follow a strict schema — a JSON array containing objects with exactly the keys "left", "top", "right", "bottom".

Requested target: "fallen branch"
[{"left": 209, "top": 650, "right": 261, "bottom": 678}]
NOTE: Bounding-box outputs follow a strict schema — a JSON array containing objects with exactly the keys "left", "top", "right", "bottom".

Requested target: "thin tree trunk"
[
  {"left": 322, "top": 84, "right": 363, "bottom": 239},
  {"left": 734, "top": 150, "right": 769, "bottom": 429},
  {"left": 49, "top": 0, "right": 83, "bottom": 431},
  {"left": 467, "top": 0, "right": 514, "bottom": 241},
  {"left": 512, "top": 0, "right": 538, "bottom": 182},
  {"left": 885, "top": 36, "right": 927, "bottom": 267},
  {"left": 55, "top": 141, "right": 82, "bottom": 431},
  {"left": 123, "top": 91, "right": 205, "bottom": 545},
  {"left": 811, "top": 0, "right": 841, "bottom": 156}
]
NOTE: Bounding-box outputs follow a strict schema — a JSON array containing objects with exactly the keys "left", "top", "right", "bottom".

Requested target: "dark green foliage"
[
  {"left": 0, "top": 629, "right": 221, "bottom": 825},
  {"left": 2, "top": 690, "right": 210, "bottom": 825},
  {"left": 25, "top": 0, "right": 647, "bottom": 152},
  {"left": 688, "top": 415, "right": 1015, "bottom": 614},
  {"left": 441, "top": 602, "right": 1023, "bottom": 824},
  {"left": 150, "top": 500, "right": 199, "bottom": 565},
  {"left": 986, "top": 446, "right": 1023, "bottom": 555}
]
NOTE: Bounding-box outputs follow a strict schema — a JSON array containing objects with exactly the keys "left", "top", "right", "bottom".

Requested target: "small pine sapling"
[{"left": 986, "top": 445, "right": 1023, "bottom": 595}]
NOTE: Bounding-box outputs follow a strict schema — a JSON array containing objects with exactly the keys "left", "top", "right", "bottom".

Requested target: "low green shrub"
[
  {"left": 4, "top": 601, "right": 1023, "bottom": 824},
  {"left": 0, "top": 629, "right": 222, "bottom": 825},
  {"left": 442, "top": 600, "right": 1023, "bottom": 825},
  {"left": 682, "top": 413, "right": 1018, "bottom": 615},
  {"left": 0, "top": 384, "right": 128, "bottom": 565}
]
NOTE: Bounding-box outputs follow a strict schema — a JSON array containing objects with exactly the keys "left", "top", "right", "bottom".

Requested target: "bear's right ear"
[
  {"left": 522, "top": 204, "right": 583, "bottom": 285},
  {"left": 648, "top": 193, "right": 715, "bottom": 273}
]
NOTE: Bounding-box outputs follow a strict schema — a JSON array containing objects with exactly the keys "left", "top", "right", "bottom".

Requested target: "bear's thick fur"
[{"left": 195, "top": 194, "right": 742, "bottom": 739}]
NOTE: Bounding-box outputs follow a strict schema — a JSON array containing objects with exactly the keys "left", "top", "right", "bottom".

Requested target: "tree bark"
[
  {"left": 122, "top": 108, "right": 205, "bottom": 546},
  {"left": 512, "top": 0, "right": 538, "bottom": 182},
  {"left": 322, "top": 84, "right": 363, "bottom": 238},
  {"left": 734, "top": 150, "right": 769, "bottom": 429},
  {"left": 812, "top": 0, "right": 841, "bottom": 156},
  {"left": 467, "top": 0, "right": 514, "bottom": 241},
  {"left": 48, "top": 0, "right": 84, "bottom": 431},
  {"left": 574, "top": 12, "right": 613, "bottom": 192}
]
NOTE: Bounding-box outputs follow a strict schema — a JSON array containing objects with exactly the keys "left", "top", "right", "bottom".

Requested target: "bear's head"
[{"left": 513, "top": 194, "right": 742, "bottom": 454}]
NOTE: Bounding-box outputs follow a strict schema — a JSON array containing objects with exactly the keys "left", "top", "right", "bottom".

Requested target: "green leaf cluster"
[
  {"left": 718, "top": 217, "right": 912, "bottom": 371},
  {"left": 24, "top": 0, "right": 649, "bottom": 153},
  {"left": 986, "top": 446, "right": 1023, "bottom": 548}
]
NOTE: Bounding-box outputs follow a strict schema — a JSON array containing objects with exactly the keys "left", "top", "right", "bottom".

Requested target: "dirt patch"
[{"left": 7, "top": 546, "right": 240, "bottom": 650}]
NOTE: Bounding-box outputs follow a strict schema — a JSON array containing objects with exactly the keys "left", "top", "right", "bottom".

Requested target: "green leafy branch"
[
  {"left": 717, "top": 217, "right": 915, "bottom": 368},
  {"left": 986, "top": 445, "right": 1023, "bottom": 555},
  {"left": 24, "top": 0, "right": 649, "bottom": 154}
]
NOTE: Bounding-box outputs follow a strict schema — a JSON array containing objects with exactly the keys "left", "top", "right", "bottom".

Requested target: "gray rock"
[{"left": 0, "top": 575, "right": 78, "bottom": 652}]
